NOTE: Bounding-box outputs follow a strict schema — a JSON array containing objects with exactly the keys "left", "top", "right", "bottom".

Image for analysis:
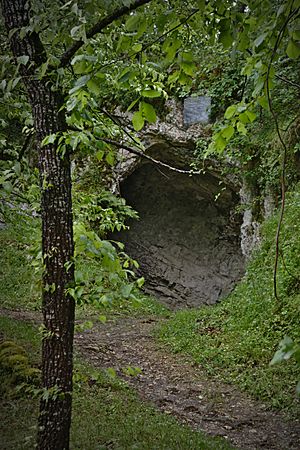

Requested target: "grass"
[
  {"left": 0, "top": 213, "right": 41, "bottom": 311},
  {"left": 158, "top": 188, "right": 300, "bottom": 417},
  {"left": 0, "top": 316, "right": 233, "bottom": 450}
]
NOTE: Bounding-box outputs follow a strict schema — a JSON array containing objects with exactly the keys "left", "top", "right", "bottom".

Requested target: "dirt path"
[{"left": 1, "top": 309, "right": 300, "bottom": 450}]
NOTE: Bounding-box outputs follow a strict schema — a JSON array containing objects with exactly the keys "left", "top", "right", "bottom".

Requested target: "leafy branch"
[
  {"left": 59, "top": 0, "right": 152, "bottom": 68},
  {"left": 98, "top": 8, "right": 200, "bottom": 71},
  {"left": 265, "top": 4, "right": 300, "bottom": 301}
]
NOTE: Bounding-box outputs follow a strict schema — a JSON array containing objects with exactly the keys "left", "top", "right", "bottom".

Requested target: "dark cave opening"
[{"left": 115, "top": 162, "right": 245, "bottom": 309}]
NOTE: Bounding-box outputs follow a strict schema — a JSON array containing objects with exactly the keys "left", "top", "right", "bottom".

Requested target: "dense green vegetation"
[
  {"left": 1, "top": 1, "right": 300, "bottom": 448},
  {"left": 158, "top": 187, "right": 300, "bottom": 416}
]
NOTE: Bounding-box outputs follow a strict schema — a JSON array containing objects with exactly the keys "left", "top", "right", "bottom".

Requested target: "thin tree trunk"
[{"left": 0, "top": 1, "right": 75, "bottom": 449}]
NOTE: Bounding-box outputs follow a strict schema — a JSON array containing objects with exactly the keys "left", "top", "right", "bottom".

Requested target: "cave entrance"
[{"left": 116, "top": 162, "right": 245, "bottom": 309}]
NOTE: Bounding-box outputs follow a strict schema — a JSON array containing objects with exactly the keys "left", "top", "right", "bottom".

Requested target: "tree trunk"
[
  {"left": 0, "top": 1, "right": 75, "bottom": 449},
  {"left": 35, "top": 87, "right": 75, "bottom": 450}
]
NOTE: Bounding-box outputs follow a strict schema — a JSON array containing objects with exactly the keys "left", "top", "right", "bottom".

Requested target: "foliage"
[
  {"left": 271, "top": 336, "right": 300, "bottom": 395},
  {"left": 201, "top": 0, "right": 300, "bottom": 153},
  {"left": 1, "top": 0, "right": 300, "bottom": 445},
  {"left": 74, "top": 189, "right": 138, "bottom": 237},
  {"left": 70, "top": 219, "right": 144, "bottom": 308},
  {"left": 0, "top": 211, "right": 40, "bottom": 310},
  {"left": 0, "top": 157, "right": 40, "bottom": 212},
  {"left": 158, "top": 186, "right": 300, "bottom": 417},
  {"left": 0, "top": 202, "right": 168, "bottom": 318}
]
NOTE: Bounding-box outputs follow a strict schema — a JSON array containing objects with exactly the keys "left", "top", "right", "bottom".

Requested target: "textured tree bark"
[
  {"left": 0, "top": 1, "right": 75, "bottom": 449},
  {"left": 35, "top": 87, "right": 75, "bottom": 450}
]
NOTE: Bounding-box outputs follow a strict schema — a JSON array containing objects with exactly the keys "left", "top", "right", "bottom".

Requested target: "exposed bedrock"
[{"left": 115, "top": 161, "right": 245, "bottom": 309}]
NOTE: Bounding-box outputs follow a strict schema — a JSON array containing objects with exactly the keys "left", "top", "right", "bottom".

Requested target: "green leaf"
[
  {"left": 180, "top": 62, "right": 196, "bottom": 76},
  {"left": 214, "top": 133, "right": 227, "bottom": 152},
  {"left": 270, "top": 336, "right": 294, "bottom": 365},
  {"left": 237, "top": 31, "right": 250, "bottom": 51},
  {"left": 106, "top": 368, "right": 116, "bottom": 378},
  {"left": 13, "top": 161, "right": 21, "bottom": 176},
  {"left": 132, "top": 43, "right": 143, "bottom": 52},
  {"left": 224, "top": 105, "right": 237, "bottom": 119},
  {"left": 241, "top": 61, "right": 254, "bottom": 76},
  {"left": 77, "top": 76, "right": 91, "bottom": 88},
  {"left": 126, "top": 14, "right": 140, "bottom": 31},
  {"left": 0, "top": 80, "right": 6, "bottom": 91},
  {"left": 132, "top": 110, "right": 144, "bottom": 131},
  {"left": 105, "top": 151, "right": 115, "bottom": 166},
  {"left": 219, "top": 28, "right": 233, "bottom": 48},
  {"left": 141, "top": 101, "right": 156, "bottom": 123},
  {"left": 182, "top": 51, "right": 193, "bottom": 62},
  {"left": 96, "top": 150, "right": 104, "bottom": 161},
  {"left": 292, "top": 30, "right": 300, "bottom": 41},
  {"left": 168, "top": 70, "right": 180, "bottom": 84},
  {"left": 73, "top": 60, "right": 90, "bottom": 75},
  {"left": 237, "top": 121, "right": 247, "bottom": 135},
  {"left": 136, "top": 277, "right": 145, "bottom": 288},
  {"left": 258, "top": 95, "right": 269, "bottom": 110},
  {"left": 87, "top": 79, "right": 100, "bottom": 95},
  {"left": 252, "top": 78, "right": 265, "bottom": 97},
  {"left": 254, "top": 33, "right": 267, "bottom": 48},
  {"left": 17, "top": 55, "right": 29, "bottom": 65},
  {"left": 222, "top": 125, "right": 234, "bottom": 140},
  {"left": 196, "top": 0, "right": 205, "bottom": 8},
  {"left": 2, "top": 181, "right": 13, "bottom": 193},
  {"left": 238, "top": 112, "right": 250, "bottom": 124},
  {"left": 121, "top": 283, "right": 134, "bottom": 298},
  {"left": 118, "top": 68, "right": 133, "bottom": 83},
  {"left": 286, "top": 39, "right": 300, "bottom": 59},
  {"left": 141, "top": 89, "right": 161, "bottom": 98},
  {"left": 127, "top": 97, "right": 140, "bottom": 111},
  {"left": 163, "top": 37, "right": 181, "bottom": 62},
  {"left": 71, "top": 24, "right": 86, "bottom": 42},
  {"left": 42, "top": 134, "right": 57, "bottom": 146},
  {"left": 246, "top": 110, "right": 257, "bottom": 123}
]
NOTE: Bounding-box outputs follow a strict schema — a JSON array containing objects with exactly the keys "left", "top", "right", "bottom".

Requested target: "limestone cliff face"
[{"left": 111, "top": 99, "right": 262, "bottom": 308}]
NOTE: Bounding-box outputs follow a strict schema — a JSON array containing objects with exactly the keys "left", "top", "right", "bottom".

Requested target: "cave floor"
[{"left": 1, "top": 309, "right": 299, "bottom": 450}]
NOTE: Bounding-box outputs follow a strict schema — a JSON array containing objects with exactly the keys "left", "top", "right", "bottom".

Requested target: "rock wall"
[
  {"left": 114, "top": 160, "right": 244, "bottom": 309},
  {"left": 111, "top": 99, "right": 251, "bottom": 308}
]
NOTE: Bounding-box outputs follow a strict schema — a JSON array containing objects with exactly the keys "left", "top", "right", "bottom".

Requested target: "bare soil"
[{"left": 1, "top": 308, "right": 299, "bottom": 450}]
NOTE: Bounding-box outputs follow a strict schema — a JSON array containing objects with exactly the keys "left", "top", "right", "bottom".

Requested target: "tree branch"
[
  {"left": 275, "top": 74, "right": 300, "bottom": 90},
  {"left": 59, "top": 0, "right": 152, "bottom": 68},
  {"left": 101, "top": 137, "right": 203, "bottom": 175},
  {"left": 98, "top": 8, "right": 200, "bottom": 72},
  {"left": 265, "top": 5, "right": 300, "bottom": 301}
]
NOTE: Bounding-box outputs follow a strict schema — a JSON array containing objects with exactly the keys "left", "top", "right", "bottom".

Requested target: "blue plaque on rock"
[{"left": 183, "top": 96, "right": 211, "bottom": 126}]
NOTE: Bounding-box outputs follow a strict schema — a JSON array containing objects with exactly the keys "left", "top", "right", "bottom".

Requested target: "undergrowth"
[
  {"left": 158, "top": 187, "right": 300, "bottom": 417},
  {"left": 0, "top": 208, "right": 168, "bottom": 318},
  {"left": 0, "top": 212, "right": 40, "bottom": 311},
  {"left": 0, "top": 316, "right": 232, "bottom": 450}
]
